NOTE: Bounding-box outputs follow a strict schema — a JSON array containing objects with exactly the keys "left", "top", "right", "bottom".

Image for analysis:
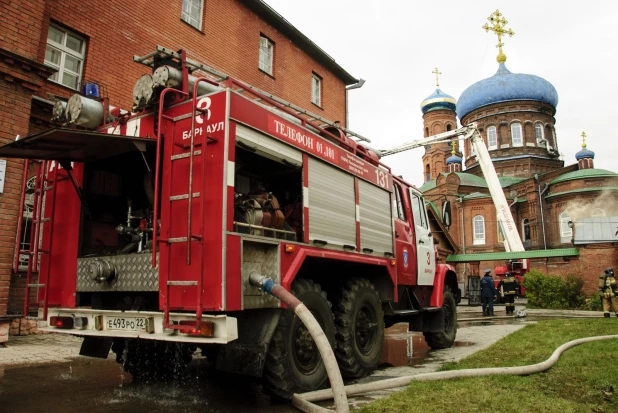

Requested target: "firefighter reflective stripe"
[
  {"left": 308, "top": 157, "right": 356, "bottom": 249},
  {"left": 236, "top": 124, "right": 302, "bottom": 166}
]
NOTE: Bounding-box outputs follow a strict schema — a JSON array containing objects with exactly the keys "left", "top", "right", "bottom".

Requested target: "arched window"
[
  {"left": 591, "top": 208, "right": 605, "bottom": 217},
  {"left": 511, "top": 122, "right": 523, "bottom": 147},
  {"left": 446, "top": 124, "right": 452, "bottom": 131},
  {"left": 522, "top": 218, "right": 530, "bottom": 242},
  {"left": 535, "top": 123, "right": 545, "bottom": 146},
  {"left": 559, "top": 211, "right": 572, "bottom": 242},
  {"left": 425, "top": 127, "right": 429, "bottom": 137},
  {"left": 425, "top": 164, "right": 430, "bottom": 182},
  {"left": 487, "top": 126, "right": 497, "bottom": 150},
  {"left": 473, "top": 215, "right": 485, "bottom": 245}
]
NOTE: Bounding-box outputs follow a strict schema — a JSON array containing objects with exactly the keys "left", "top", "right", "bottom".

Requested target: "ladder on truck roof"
[
  {"left": 153, "top": 77, "right": 218, "bottom": 332},
  {"left": 133, "top": 46, "right": 372, "bottom": 144},
  {"left": 14, "top": 159, "right": 62, "bottom": 320}
]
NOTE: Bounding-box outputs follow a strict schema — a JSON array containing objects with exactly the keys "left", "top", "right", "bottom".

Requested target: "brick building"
[
  {"left": 0, "top": 0, "right": 361, "bottom": 318},
  {"left": 419, "top": 18, "right": 618, "bottom": 296}
]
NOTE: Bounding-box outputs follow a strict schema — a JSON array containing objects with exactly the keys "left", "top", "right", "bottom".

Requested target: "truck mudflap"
[{"left": 39, "top": 308, "right": 238, "bottom": 344}]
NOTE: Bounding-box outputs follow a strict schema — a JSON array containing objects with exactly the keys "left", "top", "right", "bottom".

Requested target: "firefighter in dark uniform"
[
  {"left": 481, "top": 269, "right": 497, "bottom": 316},
  {"left": 598, "top": 268, "right": 618, "bottom": 318},
  {"left": 500, "top": 272, "right": 517, "bottom": 314}
]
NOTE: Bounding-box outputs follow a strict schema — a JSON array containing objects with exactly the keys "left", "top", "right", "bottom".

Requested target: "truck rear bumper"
[{"left": 39, "top": 308, "right": 238, "bottom": 344}]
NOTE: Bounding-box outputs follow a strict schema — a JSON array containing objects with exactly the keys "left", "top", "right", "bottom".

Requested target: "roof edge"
[{"left": 241, "top": 0, "right": 358, "bottom": 85}]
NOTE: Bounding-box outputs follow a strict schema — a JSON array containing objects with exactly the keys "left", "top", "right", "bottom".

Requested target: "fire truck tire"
[
  {"left": 263, "top": 278, "right": 336, "bottom": 399},
  {"left": 423, "top": 289, "right": 457, "bottom": 349},
  {"left": 334, "top": 278, "right": 384, "bottom": 378},
  {"left": 113, "top": 339, "right": 194, "bottom": 381}
]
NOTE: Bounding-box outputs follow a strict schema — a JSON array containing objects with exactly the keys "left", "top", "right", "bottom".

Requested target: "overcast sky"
[{"left": 263, "top": 0, "right": 618, "bottom": 187}]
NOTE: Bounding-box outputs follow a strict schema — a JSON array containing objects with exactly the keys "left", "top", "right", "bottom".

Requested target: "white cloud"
[{"left": 263, "top": 0, "right": 618, "bottom": 187}]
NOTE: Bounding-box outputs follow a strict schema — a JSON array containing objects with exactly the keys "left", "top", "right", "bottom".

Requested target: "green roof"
[
  {"left": 499, "top": 176, "right": 527, "bottom": 187},
  {"left": 446, "top": 248, "right": 579, "bottom": 263},
  {"left": 546, "top": 186, "right": 618, "bottom": 199},
  {"left": 426, "top": 199, "right": 440, "bottom": 218},
  {"left": 419, "top": 178, "right": 437, "bottom": 192},
  {"left": 455, "top": 172, "right": 487, "bottom": 188},
  {"left": 550, "top": 168, "right": 618, "bottom": 185}
]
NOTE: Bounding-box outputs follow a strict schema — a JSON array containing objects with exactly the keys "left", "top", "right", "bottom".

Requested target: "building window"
[
  {"left": 312, "top": 73, "right": 322, "bottom": 107},
  {"left": 259, "top": 35, "right": 274, "bottom": 75},
  {"left": 181, "top": 0, "right": 204, "bottom": 30},
  {"left": 425, "top": 127, "right": 429, "bottom": 137},
  {"left": 425, "top": 164, "right": 430, "bottom": 182},
  {"left": 522, "top": 218, "right": 530, "bottom": 242},
  {"left": 487, "top": 126, "right": 498, "bottom": 150},
  {"left": 473, "top": 215, "right": 485, "bottom": 245},
  {"left": 591, "top": 208, "right": 605, "bottom": 217},
  {"left": 511, "top": 122, "right": 523, "bottom": 147},
  {"left": 498, "top": 224, "right": 505, "bottom": 243},
  {"left": 446, "top": 124, "right": 452, "bottom": 131},
  {"left": 559, "top": 211, "right": 572, "bottom": 242},
  {"left": 535, "top": 123, "right": 546, "bottom": 146},
  {"left": 45, "top": 24, "right": 86, "bottom": 90}
]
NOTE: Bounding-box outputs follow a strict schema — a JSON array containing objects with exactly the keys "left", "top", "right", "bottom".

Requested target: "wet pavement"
[{"left": 2, "top": 300, "right": 596, "bottom": 412}]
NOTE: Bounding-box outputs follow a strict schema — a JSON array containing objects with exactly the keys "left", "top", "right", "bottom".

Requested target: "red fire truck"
[{"left": 0, "top": 48, "right": 458, "bottom": 396}]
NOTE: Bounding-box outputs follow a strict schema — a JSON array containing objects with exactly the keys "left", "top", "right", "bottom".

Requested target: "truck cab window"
[
  {"left": 393, "top": 183, "right": 407, "bottom": 221},
  {"left": 409, "top": 190, "right": 428, "bottom": 229}
]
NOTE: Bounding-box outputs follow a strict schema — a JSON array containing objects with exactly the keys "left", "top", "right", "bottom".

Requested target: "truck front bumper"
[{"left": 39, "top": 308, "right": 238, "bottom": 344}]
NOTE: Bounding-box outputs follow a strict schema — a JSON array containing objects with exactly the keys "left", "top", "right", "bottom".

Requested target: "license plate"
[{"left": 106, "top": 317, "right": 146, "bottom": 331}]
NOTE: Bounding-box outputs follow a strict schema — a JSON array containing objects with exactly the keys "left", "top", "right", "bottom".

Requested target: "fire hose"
[{"left": 249, "top": 273, "right": 618, "bottom": 413}]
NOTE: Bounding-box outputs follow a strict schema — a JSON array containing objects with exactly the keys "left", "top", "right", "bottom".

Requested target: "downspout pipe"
[
  {"left": 248, "top": 273, "right": 349, "bottom": 413},
  {"left": 535, "top": 174, "right": 549, "bottom": 250}
]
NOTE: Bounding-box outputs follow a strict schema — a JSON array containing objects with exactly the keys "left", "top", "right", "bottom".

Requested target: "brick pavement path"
[{"left": 0, "top": 334, "right": 82, "bottom": 366}]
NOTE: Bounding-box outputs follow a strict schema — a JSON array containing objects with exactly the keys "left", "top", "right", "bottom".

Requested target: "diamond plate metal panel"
[
  {"left": 242, "top": 241, "right": 280, "bottom": 309},
  {"left": 77, "top": 253, "right": 159, "bottom": 292}
]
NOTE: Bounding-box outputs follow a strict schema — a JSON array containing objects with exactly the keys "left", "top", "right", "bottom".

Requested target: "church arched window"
[
  {"left": 535, "top": 123, "right": 546, "bottom": 147},
  {"left": 425, "top": 127, "right": 429, "bottom": 137},
  {"left": 559, "top": 211, "right": 572, "bottom": 242},
  {"left": 487, "top": 126, "right": 497, "bottom": 150},
  {"left": 446, "top": 124, "right": 452, "bottom": 132},
  {"left": 522, "top": 218, "right": 530, "bottom": 242},
  {"left": 473, "top": 215, "right": 485, "bottom": 245},
  {"left": 425, "top": 164, "right": 430, "bottom": 182},
  {"left": 511, "top": 122, "right": 523, "bottom": 147}
]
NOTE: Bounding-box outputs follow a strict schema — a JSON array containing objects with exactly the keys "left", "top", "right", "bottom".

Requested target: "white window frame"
[
  {"left": 511, "top": 122, "right": 523, "bottom": 147},
  {"left": 181, "top": 0, "right": 204, "bottom": 30},
  {"left": 522, "top": 218, "right": 530, "bottom": 242},
  {"left": 487, "top": 126, "right": 498, "bottom": 150},
  {"left": 44, "top": 24, "right": 86, "bottom": 90},
  {"left": 591, "top": 208, "right": 605, "bottom": 217},
  {"left": 535, "top": 123, "right": 546, "bottom": 147},
  {"left": 312, "top": 73, "right": 322, "bottom": 107},
  {"left": 559, "top": 211, "right": 572, "bottom": 240},
  {"left": 473, "top": 215, "right": 485, "bottom": 245},
  {"left": 259, "top": 35, "right": 274, "bottom": 75}
]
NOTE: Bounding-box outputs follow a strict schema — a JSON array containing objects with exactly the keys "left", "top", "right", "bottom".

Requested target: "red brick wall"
[{"left": 34, "top": 0, "right": 347, "bottom": 126}]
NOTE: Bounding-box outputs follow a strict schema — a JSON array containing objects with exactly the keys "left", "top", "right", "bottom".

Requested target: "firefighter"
[
  {"left": 501, "top": 272, "right": 517, "bottom": 315},
  {"left": 481, "top": 269, "right": 497, "bottom": 316},
  {"left": 598, "top": 268, "right": 618, "bottom": 318}
]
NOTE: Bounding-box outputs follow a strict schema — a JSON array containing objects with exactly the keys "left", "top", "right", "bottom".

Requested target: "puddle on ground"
[{"left": 378, "top": 323, "right": 476, "bottom": 368}]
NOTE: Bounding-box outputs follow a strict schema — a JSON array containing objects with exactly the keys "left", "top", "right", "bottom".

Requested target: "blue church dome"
[
  {"left": 446, "top": 154, "right": 462, "bottom": 165},
  {"left": 421, "top": 88, "right": 457, "bottom": 114},
  {"left": 575, "top": 148, "right": 595, "bottom": 160},
  {"left": 456, "top": 63, "right": 559, "bottom": 120}
]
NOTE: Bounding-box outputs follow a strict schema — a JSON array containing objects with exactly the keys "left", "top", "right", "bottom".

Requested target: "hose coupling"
[{"left": 248, "top": 272, "right": 276, "bottom": 293}]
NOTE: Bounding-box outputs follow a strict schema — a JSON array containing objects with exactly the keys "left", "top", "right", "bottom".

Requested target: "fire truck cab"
[{"left": 0, "top": 47, "right": 458, "bottom": 396}]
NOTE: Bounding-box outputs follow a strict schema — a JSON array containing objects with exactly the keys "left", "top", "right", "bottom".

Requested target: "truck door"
[
  {"left": 409, "top": 189, "right": 435, "bottom": 285},
  {"left": 392, "top": 182, "right": 415, "bottom": 284}
]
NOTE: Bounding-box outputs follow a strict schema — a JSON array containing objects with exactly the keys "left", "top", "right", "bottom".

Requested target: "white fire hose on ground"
[{"left": 249, "top": 273, "right": 618, "bottom": 413}]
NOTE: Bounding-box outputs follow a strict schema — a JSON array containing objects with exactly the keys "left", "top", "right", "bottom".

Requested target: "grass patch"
[{"left": 359, "top": 319, "right": 618, "bottom": 413}]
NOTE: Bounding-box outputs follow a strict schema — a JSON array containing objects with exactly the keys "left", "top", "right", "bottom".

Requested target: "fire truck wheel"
[
  {"left": 334, "top": 278, "right": 384, "bottom": 378},
  {"left": 113, "top": 339, "right": 194, "bottom": 382},
  {"left": 263, "top": 278, "right": 336, "bottom": 399},
  {"left": 423, "top": 289, "right": 457, "bottom": 349}
]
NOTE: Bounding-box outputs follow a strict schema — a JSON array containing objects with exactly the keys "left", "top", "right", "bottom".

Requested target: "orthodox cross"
[
  {"left": 432, "top": 67, "right": 442, "bottom": 87},
  {"left": 483, "top": 9, "right": 515, "bottom": 63},
  {"left": 451, "top": 140, "right": 457, "bottom": 154},
  {"left": 581, "top": 131, "right": 587, "bottom": 148}
]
